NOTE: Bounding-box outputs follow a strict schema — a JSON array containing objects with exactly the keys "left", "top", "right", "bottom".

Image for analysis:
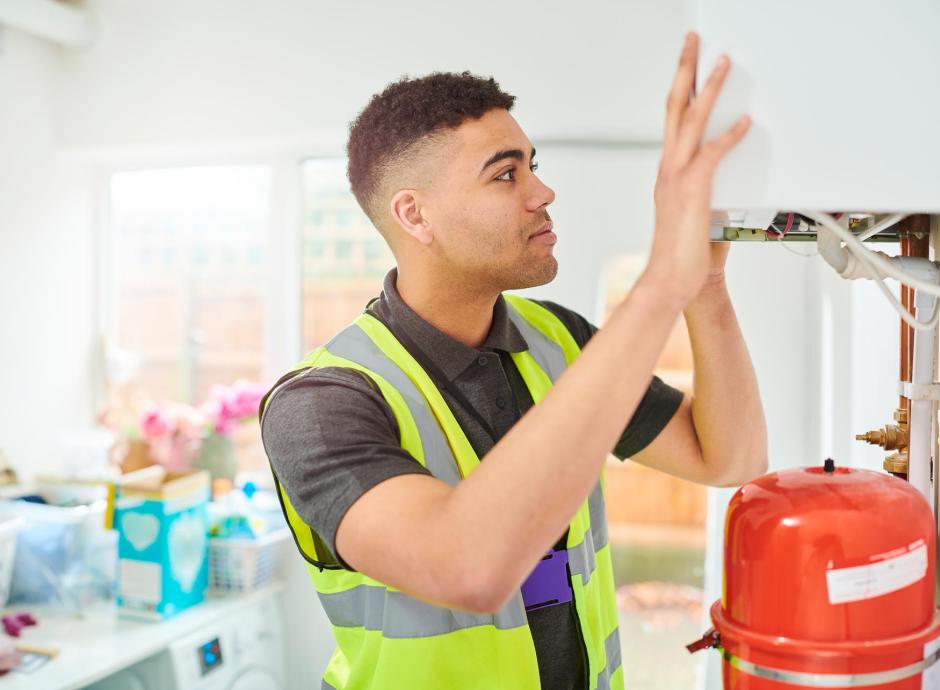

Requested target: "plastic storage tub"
[{"left": 0, "top": 485, "right": 114, "bottom": 607}]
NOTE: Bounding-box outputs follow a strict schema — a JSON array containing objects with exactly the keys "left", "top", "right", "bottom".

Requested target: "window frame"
[{"left": 91, "top": 145, "right": 346, "bottom": 404}]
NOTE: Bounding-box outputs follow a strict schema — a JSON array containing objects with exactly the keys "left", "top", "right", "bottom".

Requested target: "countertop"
[{"left": 0, "top": 582, "right": 282, "bottom": 690}]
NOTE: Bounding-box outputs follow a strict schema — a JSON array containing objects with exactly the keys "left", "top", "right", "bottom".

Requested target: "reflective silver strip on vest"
[
  {"left": 568, "top": 481, "right": 608, "bottom": 586},
  {"left": 322, "top": 681, "right": 337, "bottom": 690},
  {"left": 721, "top": 644, "right": 940, "bottom": 687},
  {"left": 505, "top": 303, "right": 569, "bottom": 381},
  {"left": 588, "top": 481, "right": 609, "bottom": 551},
  {"left": 318, "top": 585, "right": 528, "bottom": 638},
  {"left": 568, "top": 528, "right": 598, "bottom": 587},
  {"left": 326, "top": 323, "right": 462, "bottom": 485},
  {"left": 596, "top": 627, "right": 623, "bottom": 690}
]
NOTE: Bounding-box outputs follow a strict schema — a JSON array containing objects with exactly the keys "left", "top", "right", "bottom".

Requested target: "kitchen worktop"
[{"left": 0, "top": 582, "right": 282, "bottom": 690}]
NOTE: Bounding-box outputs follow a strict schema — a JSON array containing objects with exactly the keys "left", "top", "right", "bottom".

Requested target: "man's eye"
[{"left": 495, "top": 162, "right": 538, "bottom": 182}]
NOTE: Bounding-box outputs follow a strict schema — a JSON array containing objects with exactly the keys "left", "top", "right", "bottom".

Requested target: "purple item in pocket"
[{"left": 521, "top": 548, "right": 573, "bottom": 612}]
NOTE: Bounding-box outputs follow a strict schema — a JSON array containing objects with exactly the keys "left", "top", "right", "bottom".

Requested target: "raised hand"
[{"left": 645, "top": 31, "right": 750, "bottom": 303}]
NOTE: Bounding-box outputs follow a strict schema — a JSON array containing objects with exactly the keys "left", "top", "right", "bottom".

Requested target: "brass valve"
[
  {"left": 884, "top": 451, "right": 909, "bottom": 477},
  {"left": 855, "top": 425, "right": 908, "bottom": 451},
  {"left": 856, "top": 406, "right": 909, "bottom": 479}
]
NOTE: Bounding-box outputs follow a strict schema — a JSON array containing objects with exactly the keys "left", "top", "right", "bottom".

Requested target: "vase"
[
  {"left": 196, "top": 434, "right": 237, "bottom": 482},
  {"left": 120, "top": 439, "right": 156, "bottom": 474}
]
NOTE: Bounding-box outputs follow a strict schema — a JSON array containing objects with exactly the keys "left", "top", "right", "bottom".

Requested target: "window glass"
[
  {"left": 107, "top": 166, "right": 271, "bottom": 472},
  {"left": 301, "top": 159, "right": 394, "bottom": 353}
]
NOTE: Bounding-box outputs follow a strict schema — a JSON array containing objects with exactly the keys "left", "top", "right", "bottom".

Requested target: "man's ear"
[{"left": 389, "top": 190, "right": 433, "bottom": 245}]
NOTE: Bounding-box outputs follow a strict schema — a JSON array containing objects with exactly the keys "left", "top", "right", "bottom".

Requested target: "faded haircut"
[{"left": 346, "top": 71, "right": 515, "bottom": 224}]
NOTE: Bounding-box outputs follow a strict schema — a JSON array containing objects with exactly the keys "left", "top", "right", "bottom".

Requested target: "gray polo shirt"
[{"left": 261, "top": 268, "right": 683, "bottom": 690}]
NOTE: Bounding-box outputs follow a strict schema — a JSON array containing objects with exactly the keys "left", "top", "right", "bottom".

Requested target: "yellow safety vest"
[{"left": 261, "top": 295, "right": 623, "bottom": 690}]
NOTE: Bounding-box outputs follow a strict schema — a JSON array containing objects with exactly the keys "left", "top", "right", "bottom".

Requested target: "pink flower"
[
  {"left": 139, "top": 408, "right": 171, "bottom": 440},
  {"left": 231, "top": 380, "right": 266, "bottom": 418},
  {"left": 173, "top": 404, "right": 207, "bottom": 438},
  {"left": 210, "top": 384, "right": 240, "bottom": 424},
  {"left": 214, "top": 416, "right": 238, "bottom": 436}
]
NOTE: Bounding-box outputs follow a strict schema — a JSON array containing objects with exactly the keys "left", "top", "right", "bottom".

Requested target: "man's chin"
[{"left": 506, "top": 257, "right": 558, "bottom": 291}]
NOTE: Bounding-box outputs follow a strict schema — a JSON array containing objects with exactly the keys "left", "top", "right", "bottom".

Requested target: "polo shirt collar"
[{"left": 373, "top": 268, "right": 529, "bottom": 382}]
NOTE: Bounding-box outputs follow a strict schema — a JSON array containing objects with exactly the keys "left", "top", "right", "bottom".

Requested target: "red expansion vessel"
[{"left": 702, "top": 460, "right": 940, "bottom": 689}]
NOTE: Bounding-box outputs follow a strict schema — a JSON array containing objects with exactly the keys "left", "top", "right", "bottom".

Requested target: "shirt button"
[
  {"left": 477, "top": 356, "right": 488, "bottom": 366},
  {"left": 496, "top": 397, "right": 507, "bottom": 410}
]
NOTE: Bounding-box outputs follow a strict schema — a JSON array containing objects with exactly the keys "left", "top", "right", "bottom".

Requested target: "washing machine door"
[{"left": 228, "top": 665, "right": 283, "bottom": 690}]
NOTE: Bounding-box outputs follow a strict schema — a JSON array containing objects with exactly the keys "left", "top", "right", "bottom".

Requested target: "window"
[
  {"left": 106, "top": 166, "right": 272, "bottom": 471},
  {"left": 300, "top": 159, "right": 394, "bottom": 353}
]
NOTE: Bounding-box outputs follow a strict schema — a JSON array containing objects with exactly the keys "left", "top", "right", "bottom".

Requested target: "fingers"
[
  {"left": 672, "top": 54, "right": 732, "bottom": 165},
  {"left": 689, "top": 115, "right": 752, "bottom": 177},
  {"left": 663, "top": 32, "right": 698, "bottom": 154}
]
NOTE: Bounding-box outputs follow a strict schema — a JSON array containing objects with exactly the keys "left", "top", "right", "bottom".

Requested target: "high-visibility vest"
[{"left": 261, "top": 295, "right": 623, "bottom": 690}]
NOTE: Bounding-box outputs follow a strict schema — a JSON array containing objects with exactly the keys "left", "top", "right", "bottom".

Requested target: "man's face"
[{"left": 423, "top": 109, "right": 557, "bottom": 291}]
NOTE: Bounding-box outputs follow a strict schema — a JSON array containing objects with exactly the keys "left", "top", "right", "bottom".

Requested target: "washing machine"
[{"left": 86, "top": 589, "right": 286, "bottom": 690}]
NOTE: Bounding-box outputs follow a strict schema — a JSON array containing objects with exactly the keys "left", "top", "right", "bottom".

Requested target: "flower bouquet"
[{"left": 114, "top": 380, "right": 268, "bottom": 479}]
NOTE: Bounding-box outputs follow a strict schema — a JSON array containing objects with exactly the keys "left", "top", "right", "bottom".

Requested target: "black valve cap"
[{"left": 824, "top": 458, "right": 835, "bottom": 473}]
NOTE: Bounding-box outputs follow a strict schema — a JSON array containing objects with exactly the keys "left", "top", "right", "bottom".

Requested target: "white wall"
[
  {"left": 57, "top": 0, "right": 691, "bottom": 150},
  {"left": 0, "top": 27, "right": 99, "bottom": 481}
]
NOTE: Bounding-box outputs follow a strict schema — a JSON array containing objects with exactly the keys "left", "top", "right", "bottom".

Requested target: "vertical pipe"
[
  {"left": 910, "top": 288, "right": 936, "bottom": 504},
  {"left": 909, "top": 219, "right": 933, "bottom": 504},
  {"left": 901, "top": 232, "right": 911, "bottom": 412}
]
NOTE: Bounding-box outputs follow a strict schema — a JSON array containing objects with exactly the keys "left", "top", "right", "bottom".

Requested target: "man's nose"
[{"left": 527, "top": 176, "right": 555, "bottom": 211}]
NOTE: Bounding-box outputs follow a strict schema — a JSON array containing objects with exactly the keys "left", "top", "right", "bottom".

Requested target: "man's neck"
[{"left": 395, "top": 269, "right": 499, "bottom": 349}]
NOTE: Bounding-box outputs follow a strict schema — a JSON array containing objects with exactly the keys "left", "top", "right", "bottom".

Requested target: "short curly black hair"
[{"left": 347, "top": 71, "right": 515, "bottom": 224}]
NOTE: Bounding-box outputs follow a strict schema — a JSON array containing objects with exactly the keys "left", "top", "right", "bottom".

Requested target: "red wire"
[{"left": 767, "top": 212, "right": 795, "bottom": 238}]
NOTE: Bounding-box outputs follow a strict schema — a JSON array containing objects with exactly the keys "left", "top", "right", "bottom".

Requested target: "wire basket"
[{"left": 208, "top": 528, "right": 289, "bottom": 594}]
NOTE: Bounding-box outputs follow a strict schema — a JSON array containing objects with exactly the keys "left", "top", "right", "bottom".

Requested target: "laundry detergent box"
[{"left": 114, "top": 468, "right": 210, "bottom": 620}]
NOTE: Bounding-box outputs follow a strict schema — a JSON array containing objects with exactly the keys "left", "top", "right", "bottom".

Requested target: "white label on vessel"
[
  {"left": 825, "top": 541, "right": 927, "bottom": 605},
  {"left": 923, "top": 635, "right": 940, "bottom": 690}
]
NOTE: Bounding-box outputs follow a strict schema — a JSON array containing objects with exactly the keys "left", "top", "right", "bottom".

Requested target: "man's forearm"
[
  {"left": 683, "top": 277, "right": 768, "bottom": 486},
  {"left": 443, "top": 276, "right": 686, "bottom": 609}
]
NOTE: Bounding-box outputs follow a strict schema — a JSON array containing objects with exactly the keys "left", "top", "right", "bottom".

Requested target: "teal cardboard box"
[{"left": 114, "top": 469, "right": 210, "bottom": 620}]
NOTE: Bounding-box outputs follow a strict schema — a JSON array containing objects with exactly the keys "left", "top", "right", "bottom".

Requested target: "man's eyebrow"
[{"left": 479, "top": 147, "right": 537, "bottom": 175}]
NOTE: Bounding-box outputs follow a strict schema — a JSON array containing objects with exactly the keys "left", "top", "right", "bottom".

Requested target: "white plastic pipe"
[
  {"left": 816, "top": 214, "right": 850, "bottom": 275},
  {"left": 0, "top": 0, "right": 96, "bottom": 49},
  {"left": 897, "top": 256, "right": 940, "bottom": 506}
]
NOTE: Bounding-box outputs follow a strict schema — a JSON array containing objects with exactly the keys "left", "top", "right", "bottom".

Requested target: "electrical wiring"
[
  {"left": 803, "top": 210, "right": 940, "bottom": 331},
  {"left": 767, "top": 212, "right": 795, "bottom": 238},
  {"left": 856, "top": 213, "right": 907, "bottom": 242},
  {"left": 763, "top": 212, "right": 818, "bottom": 256}
]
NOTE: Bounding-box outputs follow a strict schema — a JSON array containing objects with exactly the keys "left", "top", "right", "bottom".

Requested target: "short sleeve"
[{"left": 260, "top": 366, "right": 432, "bottom": 568}]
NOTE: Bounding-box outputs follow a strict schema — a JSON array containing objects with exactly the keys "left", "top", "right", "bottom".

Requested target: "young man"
[{"left": 261, "top": 32, "right": 766, "bottom": 690}]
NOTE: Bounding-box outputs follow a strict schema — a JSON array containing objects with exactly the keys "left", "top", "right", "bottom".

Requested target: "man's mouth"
[
  {"left": 529, "top": 220, "right": 556, "bottom": 245},
  {"left": 529, "top": 220, "right": 554, "bottom": 238}
]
